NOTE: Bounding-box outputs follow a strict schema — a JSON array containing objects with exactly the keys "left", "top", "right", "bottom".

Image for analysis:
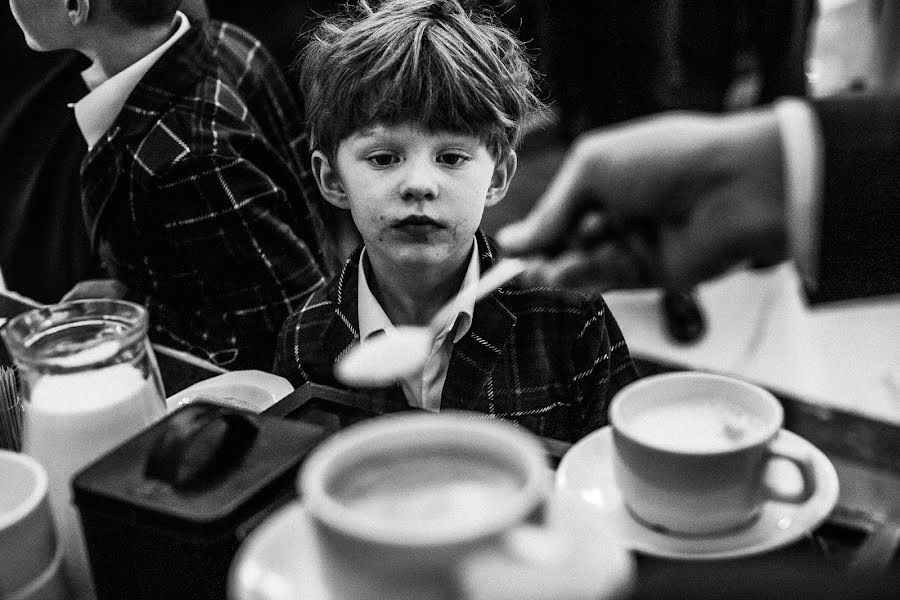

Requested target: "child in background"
[
  {"left": 8, "top": 0, "right": 336, "bottom": 369},
  {"left": 274, "top": 0, "right": 638, "bottom": 442}
]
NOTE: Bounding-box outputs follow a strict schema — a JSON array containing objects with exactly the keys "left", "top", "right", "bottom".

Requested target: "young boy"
[
  {"left": 8, "top": 0, "right": 336, "bottom": 370},
  {"left": 274, "top": 0, "right": 638, "bottom": 442}
]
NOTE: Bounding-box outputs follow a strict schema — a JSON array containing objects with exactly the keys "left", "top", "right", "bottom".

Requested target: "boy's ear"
[
  {"left": 66, "top": 0, "right": 90, "bottom": 26},
  {"left": 311, "top": 150, "right": 350, "bottom": 210},
  {"left": 485, "top": 150, "right": 517, "bottom": 207}
]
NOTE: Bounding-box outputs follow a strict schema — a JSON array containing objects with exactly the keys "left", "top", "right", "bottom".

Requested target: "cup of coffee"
[
  {"left": 609, "top": 372, "right": 816, "bottom": 536},
  {"left": 298, "top": 411, "right": 626, "bottom": 600},
  {"left": 0, "top": 450, "right": 60, "bottom": 596}
]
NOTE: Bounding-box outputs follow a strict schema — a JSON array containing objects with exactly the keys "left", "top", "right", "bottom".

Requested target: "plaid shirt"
[
  {"left": 80, "top": 21, "right": 336, "bottom": 370},
  {"left": 274, "top": 231, "right": 638, "bottom": 443}
]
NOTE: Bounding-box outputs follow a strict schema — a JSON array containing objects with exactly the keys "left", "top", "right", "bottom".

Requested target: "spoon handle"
[
  {"left": 473, "top": 258, "right": 529, "bottom": 302},
  {"left": 427, "top": 258, "right": 528, "bottom": 333}
]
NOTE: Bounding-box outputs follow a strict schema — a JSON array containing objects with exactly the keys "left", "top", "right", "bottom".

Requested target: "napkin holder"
[{"left": 72, "top": 402, "right": 327, "bottom": 600}]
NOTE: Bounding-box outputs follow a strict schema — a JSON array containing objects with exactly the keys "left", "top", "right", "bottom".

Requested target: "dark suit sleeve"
[
  {"left": 146, "top": 150, "right": 326, "bottom": 370},
  {"left": 809, "top": 94, "right": 900, "bottom": 303}
]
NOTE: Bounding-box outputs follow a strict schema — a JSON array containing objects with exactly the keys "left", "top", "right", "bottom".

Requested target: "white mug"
[
  {"left": 610, "top": 372, "right": 816, "bottom": 536},
  {"left": 297, "top": 411, "right": 631, "bottom": 600},
  {"left": 7, "top": 541, "right": 70, "bottom": 600},
  {"left": 0, "top": 450, "right": 66, "bottom": 598}
]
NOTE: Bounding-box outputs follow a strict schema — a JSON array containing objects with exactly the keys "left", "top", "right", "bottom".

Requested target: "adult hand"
[{"left": 497, "top": 109, "right": 789, "bottom": 291}]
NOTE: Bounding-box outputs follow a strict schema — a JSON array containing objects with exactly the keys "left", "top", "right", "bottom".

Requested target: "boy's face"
[
  {"left": 314, "top": 123, "right": 515, "bottom": 274},
  {"left": 9, "top": 0, "right": 72, "bottom": 51}
]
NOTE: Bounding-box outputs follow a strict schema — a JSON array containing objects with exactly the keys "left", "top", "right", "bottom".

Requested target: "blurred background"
[{"left": 2, "top": 0, "right": 897, "bottom": 422}]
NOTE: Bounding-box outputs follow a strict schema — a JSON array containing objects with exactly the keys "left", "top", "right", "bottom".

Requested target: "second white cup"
[{"left": 610, "top": 372, "right": 816, "bottom": 536}]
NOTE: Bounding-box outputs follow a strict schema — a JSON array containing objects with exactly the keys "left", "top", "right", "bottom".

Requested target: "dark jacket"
[
  {"left": 80, "top": 20, "right": 336, "bottom": 369},
  {"left": 811, "top": 93, "right": 900, "bottom": 303}
]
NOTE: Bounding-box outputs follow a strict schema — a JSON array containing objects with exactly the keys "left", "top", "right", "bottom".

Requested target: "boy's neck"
[
  {"left": 80, "top": 17, "right": 178, "bottom": 82},
  {"left": 364, "top": 252, "right": 471, "bottom": 328}
]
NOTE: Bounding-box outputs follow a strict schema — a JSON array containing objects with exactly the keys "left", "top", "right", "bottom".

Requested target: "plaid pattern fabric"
[
  {"left": 80, "top": 21, "right": 336, "bottom": 370},
  {"left": 274, "top": 231, "right": 639, "bottom": 443}
]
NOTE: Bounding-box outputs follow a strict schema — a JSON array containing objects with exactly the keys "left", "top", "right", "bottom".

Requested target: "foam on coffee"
[
  {"left": 626, "top": 398, "right": 765, "bottom": 452},
  {"left": 331, "top": 450, "right": 523, "bottom": 536}
]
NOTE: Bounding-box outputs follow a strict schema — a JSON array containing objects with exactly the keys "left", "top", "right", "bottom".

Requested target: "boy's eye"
[
  {"left": 367, "top": 153, "right": 398, "bottom": 167},
  {"left": 437, "top": 152, "right": 469, "bottom": 166}
]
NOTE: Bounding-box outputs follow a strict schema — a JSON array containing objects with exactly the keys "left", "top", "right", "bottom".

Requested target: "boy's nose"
[{"left": 400, "top": 160, "right": 439, "bottom": 201}]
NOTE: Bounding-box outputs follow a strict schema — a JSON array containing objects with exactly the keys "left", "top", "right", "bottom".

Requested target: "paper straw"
[{"left": 0, "top": 365, "right": 22, "bottom": 451}]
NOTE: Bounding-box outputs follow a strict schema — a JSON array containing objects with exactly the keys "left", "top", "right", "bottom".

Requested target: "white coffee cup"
[
  {"left": 298, "top": 411, "right": 629, "bottom": 600},
  {"left": 609, "top": 372, "right": 816, "bottom": 536},
  {"left": 0, "top": 450, "right": 58, "bottom": 595},
  {"left": 7, "top": 539, "right": 71, "bottom": 600}
]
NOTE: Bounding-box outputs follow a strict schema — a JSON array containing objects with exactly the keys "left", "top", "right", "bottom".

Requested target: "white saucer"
[
  {"left": 556, "top": 426, "right": 840, "bottom": 561},
  {"left": 229, "top": 502, "right": 330, "bottom": 600},
  {"left": 165, "top": 370, "right": 293, "bottom": 414},
  {"left": 229, "top": 499, "right": 637, "bottom": 600}
]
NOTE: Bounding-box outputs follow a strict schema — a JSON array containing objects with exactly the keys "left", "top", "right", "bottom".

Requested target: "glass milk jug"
[{"left": 0, "top": 300, "right": 166, "bottom": 600}]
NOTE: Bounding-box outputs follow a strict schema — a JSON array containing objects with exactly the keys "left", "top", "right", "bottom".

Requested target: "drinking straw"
[{"left": 0, "top": 365, "right": 22, "bottom": 451}]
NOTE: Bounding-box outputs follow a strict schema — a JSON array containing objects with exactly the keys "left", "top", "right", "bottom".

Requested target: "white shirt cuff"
[{"left": 772, "top": 98, "right": 825, "bottom": 291}]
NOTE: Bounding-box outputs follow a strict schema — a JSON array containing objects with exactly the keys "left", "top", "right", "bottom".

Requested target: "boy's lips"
[
  {"left": 392, "top": 215, "right": 445, "bottom": 241},
  {"left": 394, "top": 215, "right": 444, "bottom": 228}
]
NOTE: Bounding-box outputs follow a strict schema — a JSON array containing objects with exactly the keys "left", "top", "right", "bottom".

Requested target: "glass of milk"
[{"left": 1, "top": 299, "right": 166, "bottom": 600}]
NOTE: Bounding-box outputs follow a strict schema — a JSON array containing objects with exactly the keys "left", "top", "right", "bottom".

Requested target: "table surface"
[
  {"left": 604, "top": 263, "right": 900, "bottom": 426},
  {"left": 3, "top": 285, "right": 899, "bottom": 590}
]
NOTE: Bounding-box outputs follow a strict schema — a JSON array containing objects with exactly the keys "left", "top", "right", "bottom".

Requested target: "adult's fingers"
[
  {"left": 496, "top": 144, "right": 599, "bottom": 256},
  {"left": 518, "top": 245, "right": 651, "bottom": 292}
]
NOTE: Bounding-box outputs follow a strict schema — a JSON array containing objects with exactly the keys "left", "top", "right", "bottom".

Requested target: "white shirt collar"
[
  {"left": 72, "top": 11, "right": 190, "bottom": 150},
  {"left": 357, "top": 241, "right": 481, "bottom": 344}
]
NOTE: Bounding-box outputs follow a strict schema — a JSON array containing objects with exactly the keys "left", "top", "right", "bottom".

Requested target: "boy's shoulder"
[
  {"left": 190, "top": 20, "right": 287, "bottom": 92},
  {"left": 131, "top": 20, "right": 281, "bottom": 109},
  {"left": 498, "top": 277, "right": 603, "bottom": 310},
  {"left": 495, "top": 277, "right": 610, "bottom": 333},
  {"left": 281, "top": 253, "right": 359, "bottom": 332},
  {"left": 118, "top": 20, "right": 302, "bottom": 176},
  {"left": 160, "top": 20, "right": 294, "bottom": 121}
]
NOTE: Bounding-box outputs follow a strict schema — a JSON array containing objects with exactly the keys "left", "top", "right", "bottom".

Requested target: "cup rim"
[
  {"left": 0, "top": 299, "right": 148, "bottom": 371},
  {"left": 6, "top": 525, "right": 64, "bottom": 600},
  {"left": 609, "top": 372, "right": 783, "bottom": 455},
  {"left": 0, "top": 450, "right": 49, "bottom": 531},
  {"left": 298, "top": 411, "right": 548, "bottom": 547}
]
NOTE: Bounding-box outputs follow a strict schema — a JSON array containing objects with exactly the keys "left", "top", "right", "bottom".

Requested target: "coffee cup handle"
[
  {"left": 762, "top": 432, "right": 817, "bottom": 504},
  {"left": 456, "top": 492, "right": 634, "bottom": 600}
]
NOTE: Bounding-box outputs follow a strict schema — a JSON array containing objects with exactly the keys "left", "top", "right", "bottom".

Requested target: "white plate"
[
  {"left": 165, "top": 370, "right": 293, "bottom": 414},
  {"left": 555, "top": 426, "right": 840, "bottom": 561}
]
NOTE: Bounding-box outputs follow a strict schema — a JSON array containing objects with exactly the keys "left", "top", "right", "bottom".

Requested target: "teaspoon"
[{"left": 335, "top": 258, "right": 528, "bottom": 388}]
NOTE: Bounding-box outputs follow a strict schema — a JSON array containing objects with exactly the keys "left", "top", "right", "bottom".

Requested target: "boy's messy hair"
[{"left": 297, "top": 0, "right": 543, "bottom": 163}]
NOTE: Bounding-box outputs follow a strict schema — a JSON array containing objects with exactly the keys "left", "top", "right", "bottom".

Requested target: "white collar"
[
  {"left": 72, "top": 11, "right": 190, "bottom": 150},
  {"left": 357, "top": 241, "right": 481, "bottom": 344}
]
